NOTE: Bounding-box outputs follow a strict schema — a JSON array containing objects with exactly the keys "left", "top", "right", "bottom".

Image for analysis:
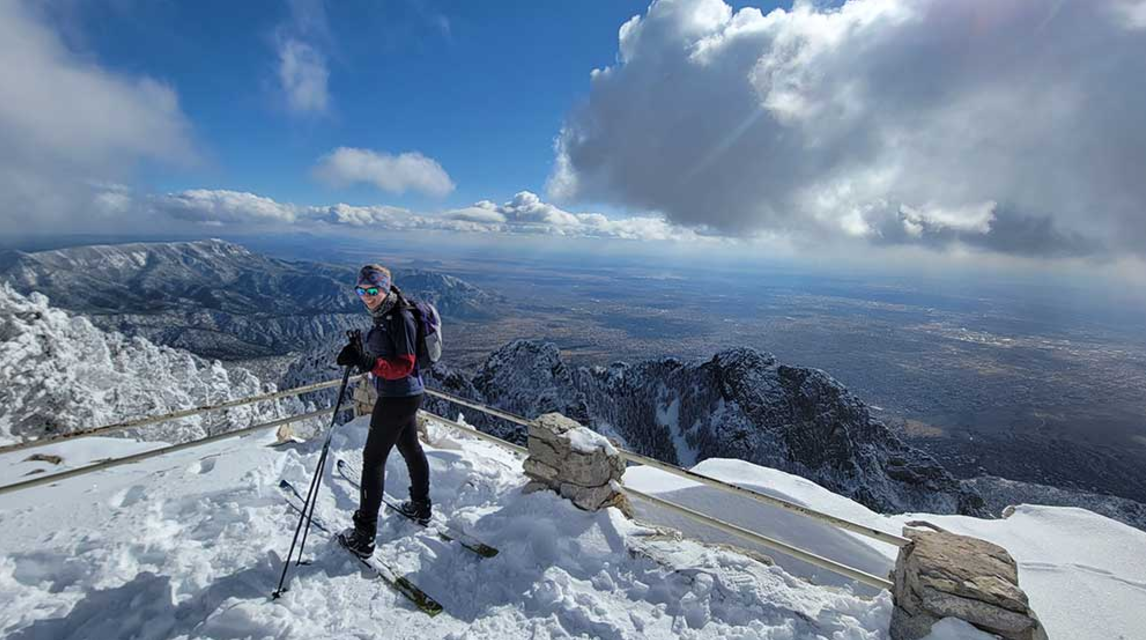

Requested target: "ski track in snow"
[{"left": 0, "top": 417, "right": 913, "bottom": 640}]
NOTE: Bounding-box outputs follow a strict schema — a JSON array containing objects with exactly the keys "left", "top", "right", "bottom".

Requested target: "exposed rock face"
[
  {"left": 891, "top": 528, "right": 1048, "bottom": 640},
  {"left": 523, "top": 413, "right": 630, "bottom": 514},
  {"left": 426, "top": 339, "right": 985, "bottom": 516},
  {"left": 0, "top": 239, "right": 500, "bottom": 360}
]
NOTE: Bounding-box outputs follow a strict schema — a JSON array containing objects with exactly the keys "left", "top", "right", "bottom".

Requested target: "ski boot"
[
  {"left": 394, "top": 498, "right": 433, "bottom": 526},
  {"left": 337, "top": 510, "right": 376, "bottom": 558}
]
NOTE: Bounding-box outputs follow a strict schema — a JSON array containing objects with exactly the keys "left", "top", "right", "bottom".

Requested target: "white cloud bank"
[
  {"left": 146, "top": 188, "right": 710, "bottom": 243},
  {"left": 442, "top": 192, "right": 711, "bottom": 241},
  {"left": 549, "top": 0, "right": 1146, "bottom": 257},
  {"left": 313, "top": 147, "right": 456, "bottom": 198},
  {"left": 0, "top": 2, "right": 195, "bottom": 235}
]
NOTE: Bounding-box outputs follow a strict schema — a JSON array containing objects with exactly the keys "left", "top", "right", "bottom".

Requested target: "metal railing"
[
  {"left": 424, "top": 386, "right": 908, "bottom": 548},
  {"left": 422, "top": 386, "right": 900, "bottom": 590},
  {"left": 627, "top": 486, "right": 892, "bottom": 589},
  {"left": 2, "top": 375, "right": 905, "bottom": 591},
  {"left": 0, "top": 407, "right": 344, "bottom": 497},
  {"left": 0, "top": 374, "right": 369, "bottom": 456}
]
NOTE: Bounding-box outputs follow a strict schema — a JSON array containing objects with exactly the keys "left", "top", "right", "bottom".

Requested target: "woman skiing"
[{"left": 335, "top": 264, "right": 431, "bottom": 558}]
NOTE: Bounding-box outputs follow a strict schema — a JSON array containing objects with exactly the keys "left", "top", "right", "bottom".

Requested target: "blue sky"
[
  {"left": 1, "top": 0, "right": 1143, "bottom": 286},
  {"left": 57, "top": 0, "right": 667, "bottom": 211}
]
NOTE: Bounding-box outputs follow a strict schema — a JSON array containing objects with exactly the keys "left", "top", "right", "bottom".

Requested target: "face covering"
[{"left": 367, "top": 290, "right": 397, "bottom": 320}]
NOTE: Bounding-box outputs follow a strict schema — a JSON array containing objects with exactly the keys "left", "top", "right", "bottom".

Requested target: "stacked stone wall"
[{"left": 522, "top": 412, "right": 630, "bottom": 515}]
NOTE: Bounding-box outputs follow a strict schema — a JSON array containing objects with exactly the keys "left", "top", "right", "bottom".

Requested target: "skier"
[{"left": 335, "top": 264, "right": 431, "bottom": 558}]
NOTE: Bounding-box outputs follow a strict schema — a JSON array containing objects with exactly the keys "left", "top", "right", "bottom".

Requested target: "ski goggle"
[{"left": 355, "top": 286, "right": 383, "bottom": 297}]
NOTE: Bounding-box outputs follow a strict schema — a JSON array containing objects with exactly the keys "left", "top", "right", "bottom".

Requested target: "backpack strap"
[{"left": 389, "top": 285, "right": 427, "bottom": 360}]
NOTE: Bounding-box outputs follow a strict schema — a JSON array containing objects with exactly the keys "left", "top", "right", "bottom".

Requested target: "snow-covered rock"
[
  {"left": 427, "top": 340, "right": 983, "bottom": 516},
  {"left": 0, "top": 284, "right": 306, "bottom": 446}
]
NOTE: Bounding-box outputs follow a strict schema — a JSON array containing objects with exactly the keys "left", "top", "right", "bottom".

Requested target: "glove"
[
  {"left": 336, "top": 343, "right": 360, "bottom": 367},
  {"left": 337, "top": 341, "right": 375, "bottom": 372}
]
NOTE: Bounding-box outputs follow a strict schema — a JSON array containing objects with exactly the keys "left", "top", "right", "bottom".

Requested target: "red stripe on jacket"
[{"left": 371, "top": 354, "right": 416, "bottom": 380}]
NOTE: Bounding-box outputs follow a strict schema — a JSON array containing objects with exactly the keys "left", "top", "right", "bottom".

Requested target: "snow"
[
  {"left": 0, "top": 436, "right": 167, "bottom": 485},
  {"left": 654, "top": 385, "right": 700, "bottom": 469},
  {"left": 627, "top": 459, "right": 895, "bottom": 592},
  {"left": 899, "top": 506, "right": 1146, "bottom": 640},
  {"left": 1, "top": 416, "right": 898, "bottom": 640},
  {"left": 920, "top": 619, "right": 996, "bottom": 640},
  {"left": 567, "top": 425, "right": 618, "bottom": 455},
  {"left": 628, "top": 458, "right": 1146, "bottom": 640},
  {"left": 1, "top": 398, "right": 1141, "bottom": 638}
]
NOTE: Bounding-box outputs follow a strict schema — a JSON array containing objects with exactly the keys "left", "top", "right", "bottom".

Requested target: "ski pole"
[
  {"left": 297, "top": 331, "right": 364, "bottom": 562},
  {"left": 272, "top": 358, "right": 355, "bottom": 599}
]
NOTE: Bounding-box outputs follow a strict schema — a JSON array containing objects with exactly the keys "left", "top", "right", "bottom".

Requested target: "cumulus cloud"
[
  {"left": 275, "top": 0, "right": 331, "bottom": 115},
  {"left": 146, "top": 188, "right": 709, "bottom": 243},
  {"left": 147, "top": 189, "right": 484, "bottom": 232},
  {"left": 0, "top": 2, "right": 195, "bottom": 235},
  {"left": 313, "top": 147, "right": 456, "bottom": 197},
  {"left": 309, "top": 203, "right": 414, "bottom": 227},
  {"left": 549, "top": 0, "right": 1146, "bottom": 257},
  {"left": 444, "top": 203, "right": 507, "bottom": 224},
  {"left": 153, "top": 190, "right": 299, "bottom": 224},
  {"left": 443, "top": 191, "right": 713, "bottom": 241},
  {"left": 1111, "top": 0, "right": 1146, "bottom": 28}
]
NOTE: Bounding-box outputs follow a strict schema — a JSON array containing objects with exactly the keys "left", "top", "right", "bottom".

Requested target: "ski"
[
  {"left": 277, "top": 479, "right": 444, "bottom": 616},
  {"left": 334, "top": 458, "right": 499, "bottom": 559}
]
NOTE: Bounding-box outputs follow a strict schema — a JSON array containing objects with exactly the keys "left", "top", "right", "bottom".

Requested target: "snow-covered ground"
[
  {"left": 1, "top": 414, "right": 1142, "bottom": 639},
  {"left": 627, "top": 460, "right": 1146, "bottom": 640}
]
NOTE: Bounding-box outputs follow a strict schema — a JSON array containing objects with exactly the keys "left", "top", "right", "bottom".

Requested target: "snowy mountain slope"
[
  {"left": 0, "top": 284, "right": 307, "bottom": 446},
  {"left": 627, "top": 460, "right": 1146, "bottom": 640},
  {"left": 427, "top": 340, "right": 984, "bottom": 517},
  {"left": 1, "top": 415, "right": 914, "bottom": 640},
  {"left": 0, "top": 239, "right": 500, "bottom": 360}
]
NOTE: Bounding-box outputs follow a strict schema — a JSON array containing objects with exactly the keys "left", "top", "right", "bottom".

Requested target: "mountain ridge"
[
  {"left": 0, "top": 239, "right": 500, "bottom": 359},
  {"left": 426, "top": 339, "right": 986, "bottom": 516}
]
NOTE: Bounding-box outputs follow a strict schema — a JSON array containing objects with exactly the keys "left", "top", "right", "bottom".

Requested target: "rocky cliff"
[{"left": 425, "top": 339, "right": 985, "bottom": 516}]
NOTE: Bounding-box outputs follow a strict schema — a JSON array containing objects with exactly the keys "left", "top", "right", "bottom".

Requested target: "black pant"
[{"left": 359, "top": 394, "right": 428, "bottom": 524}]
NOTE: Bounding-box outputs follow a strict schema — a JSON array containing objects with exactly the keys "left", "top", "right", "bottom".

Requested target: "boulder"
[
  {"left": 523, "top": 412, "right": 631, "bottom": 516},
  {"left": 891, "top": 527, "right": 1048, "bottom": 640}
]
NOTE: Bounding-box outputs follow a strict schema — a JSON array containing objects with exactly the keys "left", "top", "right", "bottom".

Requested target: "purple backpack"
[{"left": 393, "top": 287, "right": 443, "bottom": 370}]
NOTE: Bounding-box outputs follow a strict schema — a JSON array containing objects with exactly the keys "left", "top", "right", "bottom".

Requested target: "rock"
[
  {"left": 559, "top": 482, "right": 617, "bottom": 511},
  {"left": 523, "top": 412, "right": 630, "bottom": 516},
  {"left": 446, "top": 339, "right": 985, "bottom": 517},
  {"left": 530, "top": 413, "right": 579, "bottom": 441},
  {"left": 891, "top": 528, "right": 1048, "bottom": 640},
  {"left": 522, "top": 457, "right": 560, "bottom": 483}
]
